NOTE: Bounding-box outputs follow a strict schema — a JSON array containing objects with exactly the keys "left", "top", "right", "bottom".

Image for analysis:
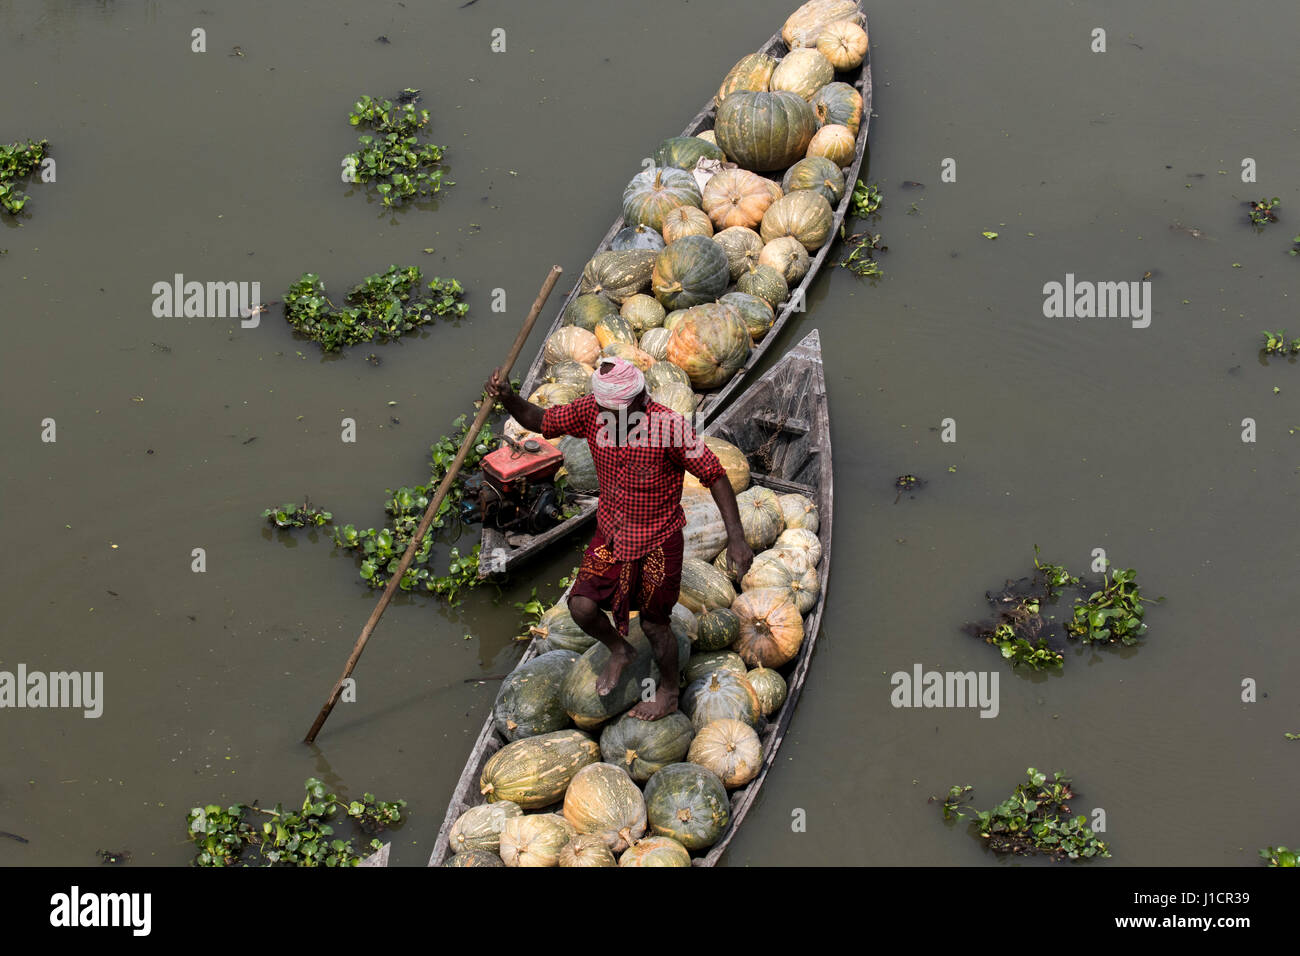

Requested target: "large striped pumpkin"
[
  {"left": 544, "top": 327, "right": 600, "bottom": 367},
  {"left": 741, "top": 551, "right": 819, "bottom": 615},
  {"left": 719, "top": 290, "right": 776, "bottom": 341},
  {"left": 732, "top": 588, "right": 805, "bottom": 668},
  {"left": 760, "top": 190, "right": 834, "bottom": 252},
  {"left": 593, "top": 312, "right": 637, "bottom": 349},
  {"left": 782, "top": 155, "right": 846, "bottom": 205},
  {"left": 529, "top": 599, "right": 597, "bottom": 652},
  {"left": 638, "top": 327, "right": 673, "bottom": 361},
  {"left": 561, "top": 624, "right": 657, "bottom": 730},
  {"left": 448, "top": 800, "right": 522, "bottom": 855},
  {"left": 644, "top": 763, "right": 730, "bottom": 850},
  {"left": 651, "top": 235, "right": 730, "bottom": 311},
  {"left": 493, "top": 649, "right": 581, "bottom": 741},
  {"left": 682, "top": 492, "right": 727, "bottom": 562},
  {"left": 556, "top": 435, "right": 598, "bottom": 496},
  {"left": 622, "top": 167, "right": 702, "bottom": 232},
  {"left": 712, "top": 225, "right": 765, "bottom": 278},
  {"left": 479, "top": 729, "right": 600, "bottom": 808},
  {"left": 543, "top": 359, "right": 594, "bottom": 394},
  {"left": 715, "top": 90, "right": 816, "bottom": 173},
  {"left": 736, "top": 485, "right": 785, "bottom": 550},
  {"left": 562, "top": 762, "right": 647, "bottom": 852},
  {"left": 644, "top": 359, "right": 691, "bottom": 392},
  {"left": 702, "top": 169, "right": 781, "bottom": 231},
  {"left": 665, "top": 302, "right": 752, "bottom": 389},
  {"left": 562, "top": 292, "right": 619, "bottom": 332}
]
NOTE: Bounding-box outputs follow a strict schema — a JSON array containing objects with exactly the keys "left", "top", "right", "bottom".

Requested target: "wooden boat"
[
  {"left": 477, "top": 8, "right": 869, "bottom": 577},
  {"left": 431, "top": 328, "right": 831, "bottom": 866}
]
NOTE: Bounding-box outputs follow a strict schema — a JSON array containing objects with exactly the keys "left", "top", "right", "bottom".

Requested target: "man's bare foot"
[
  {"left": 596, "top": 643, "right": 636, "bottom": 696},
  {"left": 628, "top": 688, "right": 679, "bottom": 720}
]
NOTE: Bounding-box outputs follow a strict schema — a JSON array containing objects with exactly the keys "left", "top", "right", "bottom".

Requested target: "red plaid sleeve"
[
  {"left": 540, "top": 394, "right": 596, "bottom": 440},
  {"left": 668, "top": 415, "right": 727, "bottom": 489}
]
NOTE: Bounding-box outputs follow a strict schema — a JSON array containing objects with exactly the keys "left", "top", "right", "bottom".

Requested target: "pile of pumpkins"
[
  {"left": 442, "top": 432, "right": 823, "bottom": 866},
  {"left": 514, "top": 0, "right": 866, "bottom": 459}
]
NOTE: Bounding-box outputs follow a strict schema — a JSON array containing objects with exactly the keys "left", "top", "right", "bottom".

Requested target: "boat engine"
[{"left": 462, "top": 436, "right": 568, "bottom": 535}]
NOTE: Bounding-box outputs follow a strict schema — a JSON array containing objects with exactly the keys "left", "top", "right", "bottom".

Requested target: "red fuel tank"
[{"left": 481, "top": 438, "right": 563, "bottom": 488}]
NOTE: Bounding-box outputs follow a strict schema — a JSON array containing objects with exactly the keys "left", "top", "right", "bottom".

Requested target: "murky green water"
[{"left": 1, "top": 0, "right": 1296, "bottom": 867}]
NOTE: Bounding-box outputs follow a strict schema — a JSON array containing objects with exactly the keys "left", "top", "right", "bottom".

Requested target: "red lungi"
[{"left": 570, "top": 528, "right": 684, "bottom": 637}]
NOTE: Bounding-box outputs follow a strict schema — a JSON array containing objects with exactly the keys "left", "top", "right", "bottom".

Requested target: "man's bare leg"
[
  {"left": 628, "top": 617, "right": 679, "bottom": 720},
  {"left": 568, "top": 595, "right": 636, "bottom": 696}
]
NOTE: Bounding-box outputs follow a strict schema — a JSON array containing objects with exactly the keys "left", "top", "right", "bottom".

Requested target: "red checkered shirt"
[{"left": 541, "top": 394, "right": 727, "bottom": 561}]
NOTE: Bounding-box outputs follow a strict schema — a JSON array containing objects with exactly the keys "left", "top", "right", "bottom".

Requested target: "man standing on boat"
[{"left": 486, "top": 357, "right": 752, "bottom": 719}]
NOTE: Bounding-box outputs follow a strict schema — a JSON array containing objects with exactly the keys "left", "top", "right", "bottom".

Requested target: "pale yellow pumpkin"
[
  {"left": 600, "top": 341, "right": 656, "bottom": 371},
  {"left": 732, "top": 588, "right": 805, "bottom": 668},
  {"left": 682, "top": 492, "right": 727, "bottom": 562},
  {"left": 649, "top": 382, "right": 697, "bottom": 419},
  {"left": 736, "top": 485, "right": 785, "bottom": 550},
  {"left": 543, "top": 326, "right": 600, "bottom": 367},
  {"left": 741, "top": 550, "right": 819, "bottom": 615},
  {"left": 702, "top": 169, "right": 781, "bottom": 231},
  {"left": 816, "top": 19, "right": 869, "bottom": 70},
  {"left": 529, "top": 382, "right": 582, "bottom": 409},
  {"left": 619, "top": 835, "right": 692, "bottom": 867},
  {"left": 558, "top": 833, "right": 617, "bottom": 867},
  {"left": 759, "top": 236, "right": 811, "bottom": 284},
  {"left": 688, "top": 718, "right": 762, "bottom": 788},
  {"left": 662, "top": 205, "right": 714, "bottom": 244},
  {"left": 770, "top": 48, "right": 835, "bottom": 101},
  {"left": 620, "top": 293, "right": 666, "bottom": 334},
  {"left": 774, "top": 527, "right": 823, "bottom": 567},
  {"left": 807, "top": 124, "right": 856, "bottom": 167},
  {"left": 682, "top": 435, "right": 750, "bottom": 496},
  {"left": 777, "top": 492, "right": 820, "bottom": 532},
  {"left": 448, "top": 801, "right": 523, "bottom": 855},
  {"left": 498, "top": 813, "right": 577, "bottom": 867}
]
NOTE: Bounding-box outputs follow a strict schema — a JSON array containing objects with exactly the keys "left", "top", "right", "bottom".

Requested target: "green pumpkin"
[
  {"left": 715, "top": 90, "right": 816, "bottom": 172},
  {"left": 650, "top": 383, "right": 697, "bottom": 418},
  {"left": 561, "top": 621, "right": 657, "bottom": 730},
  {"left": 695, "top": 608, "right": 741, "bottom": 651},
  {"left": 677, "top": 556, "right": 737, "bottom": 614},
  {"left": 493, "top": 649, "right": 581, "bottom": 741},
  {"left": 713, "top": 226, "right": 764, "bottom": 280},
  {"left": 644, "top": 763, "right": 730, "bottom": 850},
  {"left": 592, "top": 312, "right": 637, "bottom": 349},
  {"left": 747, "top": 667, "right": 788, "bottom": 716},
  {"left": 737, "top": 484, "right": 786, "bottom": 551},
  {"left": 444, "top": 848, "right": 506, "bottom": 867},
  {"left": 682, "top": 650, "right": 748, "bottom": 685},
  {"left": 530, "top": 600, "right": 597, "bottom": 652},
  {"left": 735, "top": 264, "right": 788, "bottom": 309},
  {"left": 580, "top": 250, "right": 656, "bottom": 304},
  {"left": 638, "top": 327, "right": 673, "bottom": 361},
  {"left": 619, "top": 836, "right": 692, "bottom": 867},
  {"left": 769, "top": 48, "right": 835, "bottom": 100},
  {"left": 479, "top": 729, "right": 601, "bottom": 808},
  {"left": 622, "top": 167, "right": 702, "bottom": 232},
  {"left": 810, "top": 81, "right": 863, "bottom": 135},
  {"left": 610, "top": 223, "right": 667, "bottom": 252},
  {"left": 448, "top": 801, "right": 523, "bottom": 855},
  {"left": 719, "top": 291, "right": 776, "bottom": 342},
  {"left": 781, "top": 156, "right": 846, "bottom": 206},
  {"left": 556, "top": 435, "right": 598, "bottom": 496},
  {"left": 760, "top": 190, "right": 834, "bottom": 252},
  {"left": 651, "top": 236, "right": 730, "bottom": 311},
  {"left": 620, "top": 293, "right": 666, "bottom": 334},
  {"left": 681, "top": 669, "right": 761, "bottom": 730},
  {"left": 715, "top": 52, "right": 778, "bottom": 106},
  {"left": 599, "top": 711, "right": 696, "bottom": 782},
  {"left": 561, "top": 292, "right": 619, "bottom": 332},
  {"left": 644, "top": 359, "right": 691, "bottom": 392},
  {"left": 653, "top": 136, "right": 725, "bottom": 171}
]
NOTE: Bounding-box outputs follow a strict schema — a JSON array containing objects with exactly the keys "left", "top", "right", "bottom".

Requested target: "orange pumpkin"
[
  {"left": 816, "top": 19, "right": 869, "bottom": 70},
  {"left": 807, "top": 124, "right": 856, "bottom": 167},
  {"left": 732, "top": 588, "right": 805, "bottom": 668},
  {"left": 702, "top": 169, "right": 781, "bottom": 231}
]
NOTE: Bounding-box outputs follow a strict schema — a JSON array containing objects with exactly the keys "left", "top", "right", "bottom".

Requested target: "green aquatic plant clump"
[
  {"left": 284, "top": 265, "right": 468, "bottom": 351},
  {"left": 848, "top": 179, "right": 882, "bottom": 219},
  {"left": 263, "top": 500, "right": 332, "bottom": 528},
  {"left": 1260, "top": 846, "right": 1299, "bottom": 867},
  {"left": 0, "top": 138, "right": 50, "bottom": 215},
  {"left": 1262, "top": 330, "right": 1300, "bottom": 355},
  {"left": 1065, "top": 566, "right": 1152, "bottom": 647},
  {"left": 938, "top": 768, "right": 1110, "bottom": 861},
  {"left": 1248, "top": 197, "right": 1280, "bottom": 226},
  {"left": 186, "top": 777, "right": 404, "bottom": 867},
  {"left": 332, "top": 413, "right": 497, "bottom": 602},
  {"left": 346, "top": 93, "right": 452, "bottom": 206}
]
